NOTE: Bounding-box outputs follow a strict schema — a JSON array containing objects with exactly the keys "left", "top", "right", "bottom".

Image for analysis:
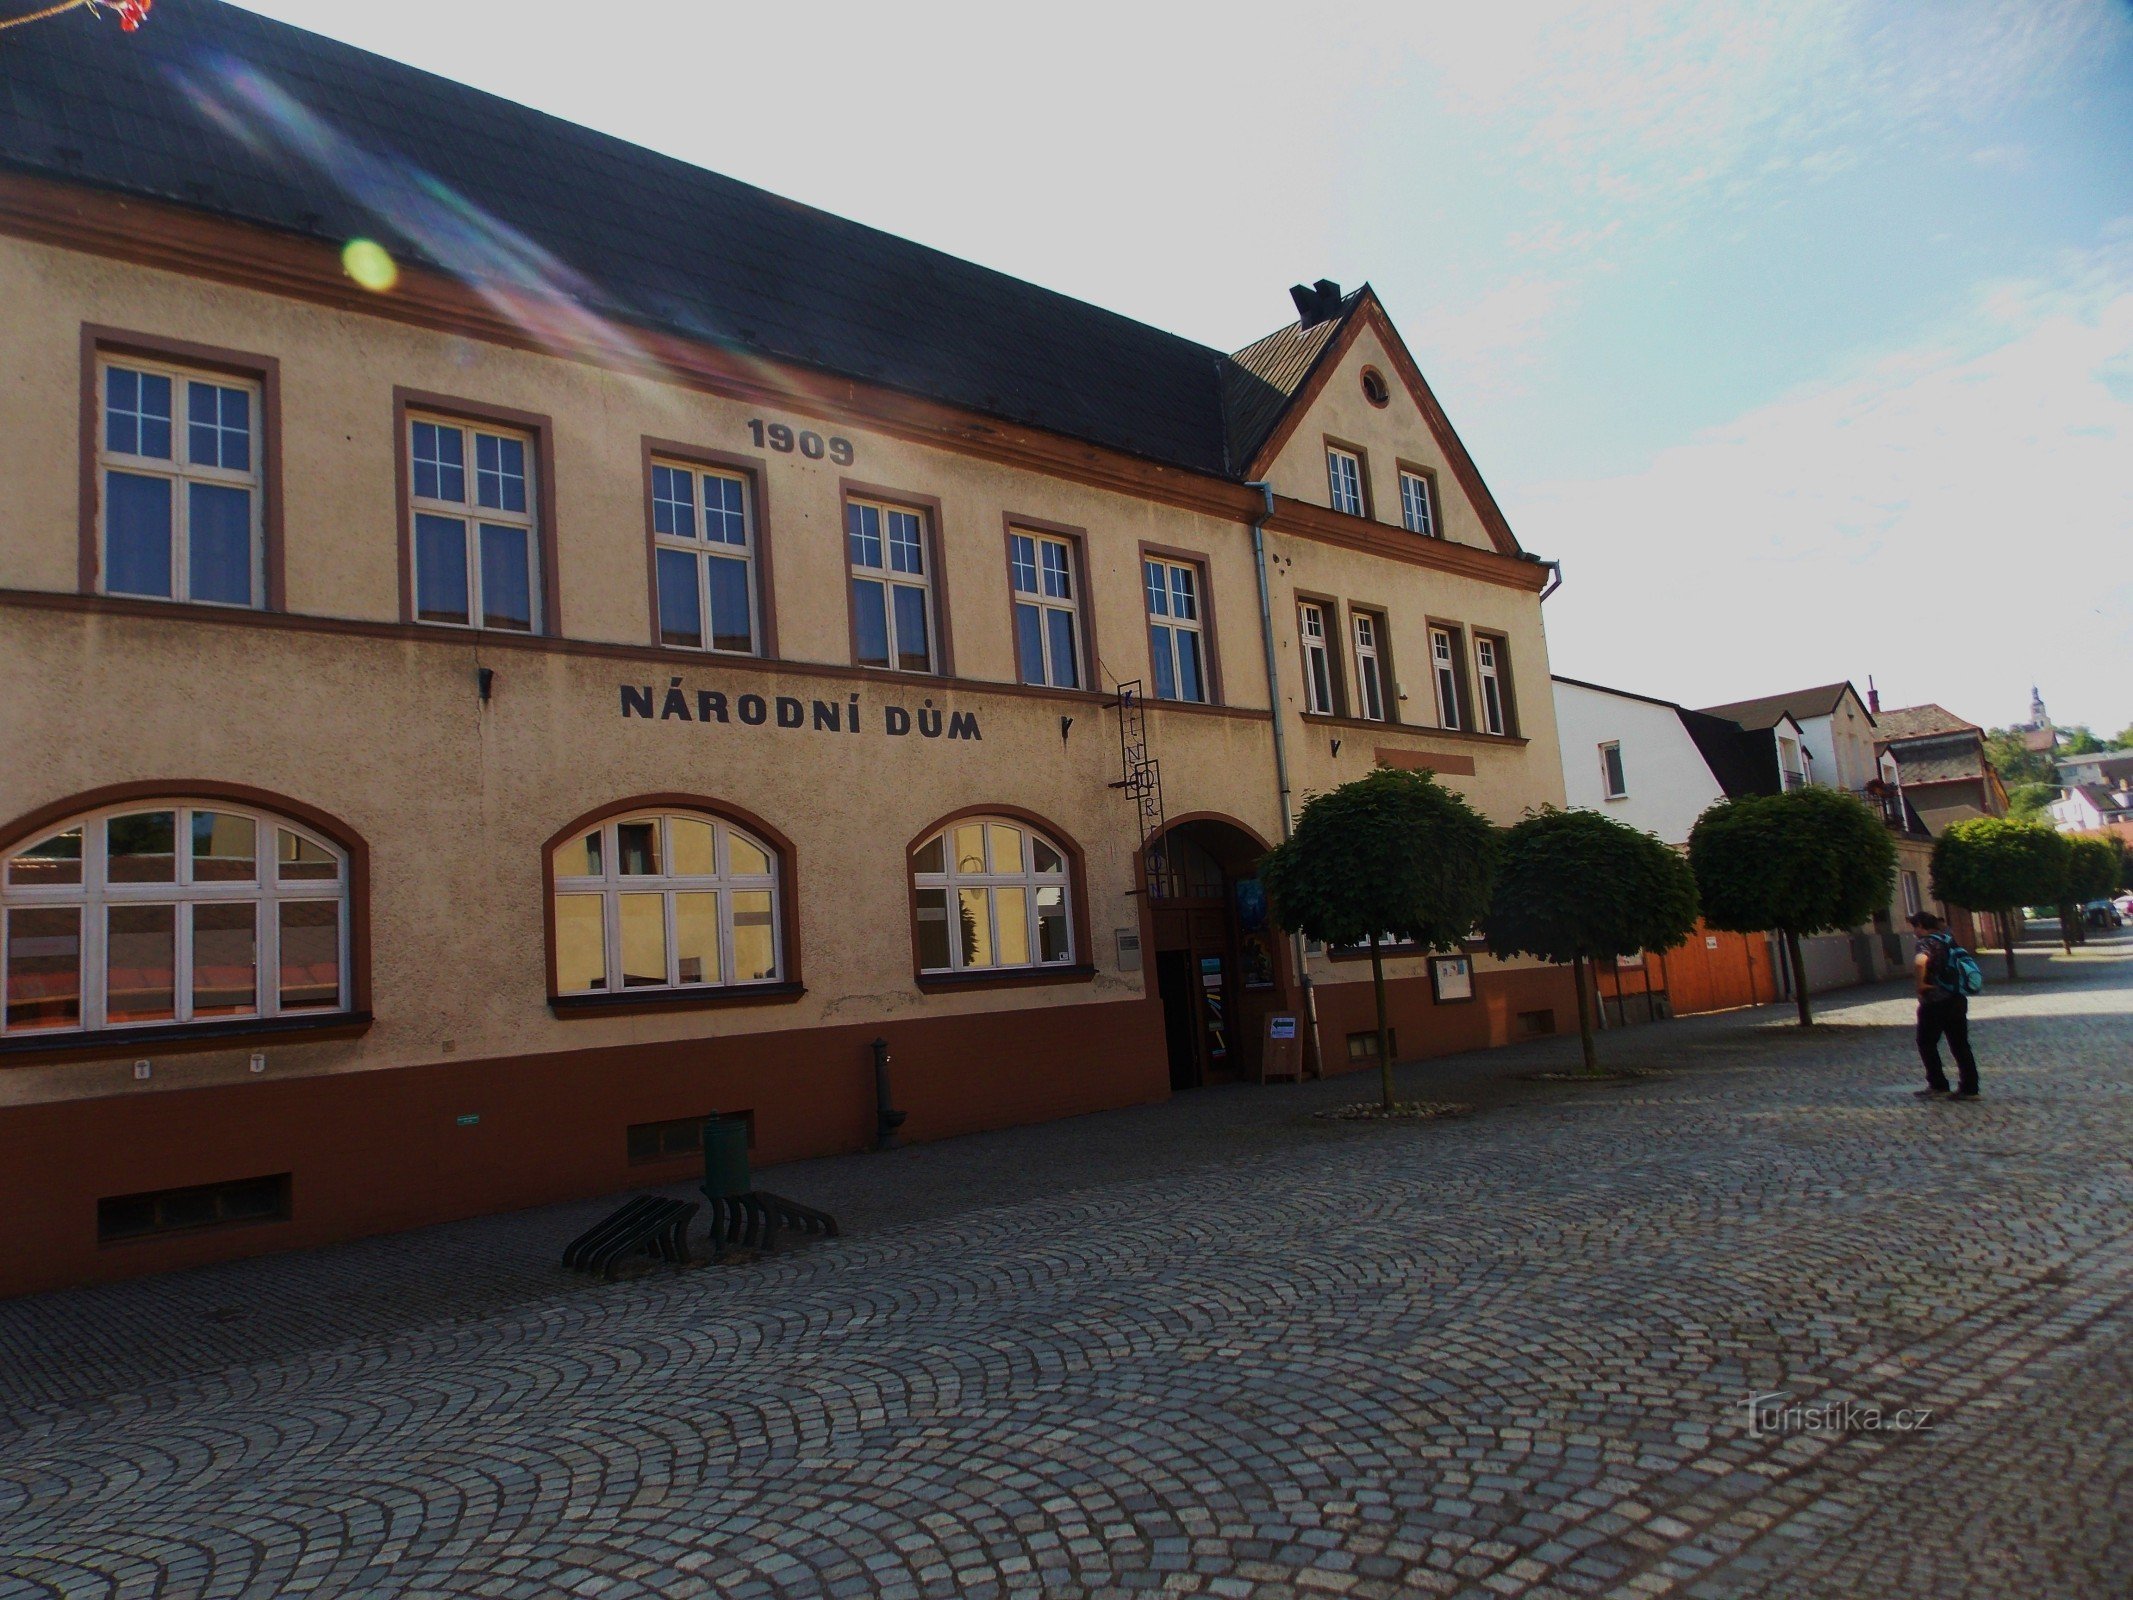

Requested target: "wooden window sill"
[
  {"left": 549, "top": 982, "right": 805, "bottom": 1019},
  {"left": 0, "top": 1011, "right": 373, "bottom": 1065},
  {"left": 915, "top": 963, "right": 1097, "bottom": 992}
]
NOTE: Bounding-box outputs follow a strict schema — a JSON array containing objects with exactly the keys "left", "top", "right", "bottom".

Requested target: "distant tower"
[{"left": 2029, "top": 686, "right": 2048, "bottom": 728}]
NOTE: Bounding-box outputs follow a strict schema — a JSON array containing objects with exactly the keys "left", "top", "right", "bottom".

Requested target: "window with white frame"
[
  {"left": 1299, "top": 601, "right": 1337, "bottom": 715},
  {"left": 1009, "top": 530, "right": 1082, "bottom": 689},
  {"left": 1145, "top": 557, "right": 1209, "bottom": 703},
  {"left": 847, "top": 498, "right": 936, "bottom": 672},
  {"left": 1600, "top": 741, "right": 1628, "bottom": 799},
  {"left": 1326, "top": 446, "right": 1365, "bottom": 517},
  {"left": 2, "top": 801, "right": 348, "bottom": 1038},
  {"left": 409, "top": 415, "right": 539, "bottom": 631},
  {"left": 1902, "top": 870, "right": 1922, "bottom": 917},
  {"left": 1778, "top": 735, "right": 1806, "bottom": 791},
  {"left": 98, "top": 360, "right": 261, "bottom": 607},
  {"left": 1399, "top": 470, "right": 1438, "bottom": 537},
  {"left": 1353, "top": 612, "right": 1387, "bottom": 722},
  {"left": 551, "top": 812, "right": 781, "bottom": 995},
  {"left": 1430, "top": 626, "right": 1463, "bottom": 731},
  {"left": 913, "top": 818, "right": 1073, "bottom": 974},
  {"left": 1475, "top": 635, "right": 1509, "bottom": 735},
  {"left": 653, "top": 461, "right": 758, "bottom": 654}
]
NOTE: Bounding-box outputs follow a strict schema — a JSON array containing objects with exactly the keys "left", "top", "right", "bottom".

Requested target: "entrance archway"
[{"left": 1141, "top": 815, "right": 1283, "bottom": 1089}]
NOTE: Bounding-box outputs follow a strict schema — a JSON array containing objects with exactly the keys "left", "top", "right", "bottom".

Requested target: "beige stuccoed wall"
[
  {"left": 1258, "top": 325, "right": 1498, "bottom": 552},
  {"left": 0, "top": 232, "right": 1570, "bottom": 1104}
]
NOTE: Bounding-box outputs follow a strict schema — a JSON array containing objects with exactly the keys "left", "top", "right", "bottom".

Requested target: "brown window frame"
[
  {"left": 1001, "top": 513, "right": 1098, "bottom": 693},
  {"left": 1472, "top": 629, "right": 1519, "bottom": 738},
  {"left": 1138, "top": 542, "right": 1225, "bottom": 707},
  {"left": 1347, "top": 603, "right": 1396, "bottom": 724},
  {"left": 79, "top": 325, "right": 286, "bottom": 611},
  {"left": 904, "top": 804, "right": 1096, "bottom": 991},
  {"left": 640, "top": 437, "right": 779, "bottom": 659},
  {"left": 1323, "top": 435, "right": 1374, "bottom": 520},
  {"left": 1294, "top": 591, "right": 1348, "bottom": 718},
  {"left": 840, "top": 479, "right": 954, "bottom": 678},
  {"left": 1426, "top": 619, "right": 1475, "bottom": 733},
  {"left": 1396, "top": 460, "right": 1442, "bottom": 539},
  {"left": 541, "top": 793, "right": 804, "bottom": 1018},
  {"left": 393, "top": 387, "right": 564, "bottom": 637}
]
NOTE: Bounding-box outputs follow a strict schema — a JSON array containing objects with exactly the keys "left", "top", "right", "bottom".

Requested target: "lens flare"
[{"left": 341, "top": 238, "right": 398, "bottom": 293}]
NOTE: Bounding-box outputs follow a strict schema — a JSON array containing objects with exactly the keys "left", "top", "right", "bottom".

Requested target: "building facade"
[{"left": 0, "top": 5, "right": 1574, "bottom": 1293}]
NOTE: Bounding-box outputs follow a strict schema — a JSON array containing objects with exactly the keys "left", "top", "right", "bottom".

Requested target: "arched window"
[
  {"left": 912, "top": 817, "right": 1073, "bottom": 973},
  {"left": 1, "top": 800, "right": 349, "bottom": 1037},
  {"left": 551, "top": 811, "right": 782, "bottom": 994}
]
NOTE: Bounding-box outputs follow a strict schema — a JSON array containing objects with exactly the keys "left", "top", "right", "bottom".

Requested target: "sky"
[{"left": 224, "top": 0, "right": 2133, "bottom": 735}]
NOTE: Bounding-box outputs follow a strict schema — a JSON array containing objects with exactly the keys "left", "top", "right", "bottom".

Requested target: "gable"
[{"left": 1246, "top": 300, "right": 1520, "bottom": 556}]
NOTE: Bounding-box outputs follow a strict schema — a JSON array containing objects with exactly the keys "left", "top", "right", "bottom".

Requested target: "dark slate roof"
[
  {"left": 1885, "top": 733, "right": 1988, "bottom": 786},
  {"left": 1676, "top": 708, "right": 1781, "bottom": 799},
  {"left": 1698, "top": 682, "right": 1861, "bottom": 731},
  {"left": 0, "top": 0, "right": 1332, "bottom": 479},
  {"left": 1220, "top": 296, "right": 1360, "bottom": 468}
]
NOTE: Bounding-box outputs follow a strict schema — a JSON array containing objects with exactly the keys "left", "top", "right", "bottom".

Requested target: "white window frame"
[
  {"left": 1, "top": 800, "right": 350, "bottom": 1038},
  {"left": 97, "top": 357, "right": 263, "bottom": 608},
  {"left": 551, "top": 812, "right": 783, "bottom": 995},
  {"left": 1352, "top": 611, "right": 1386, "bottom": 722},
  {"left": 1779, "top": 735, "right": 1806, "bottom": 791},
  {"left": 1475, "top": 635, "right": 1508, "bottom": 736},
  {"left": 847, "top": 496, "right": 938, "bottom": 674},
  {"left": 912, "top": 819, "right": 1074, "bottom": 974},
  {"left": 1327, "top": 446, "right": 1365, "bottom": 517},
  {"left": 1009, "top": 530, "right": 1083, "bottom": 689},
  {"left": 651, "top": 460, "right": 759, "bottom": 655},
  {"left": 1299, "top": 601, "right": 1336, "bottom": 715},
  {"left": 1600, "top": 741, "right": 1628, "bottom": 800},
  {"left": 1430, "top": 626, "right": 1463, "bottom": 731},
  {"left": 1145, "top": 556, "right": 1210, "bottom": 704},
  {"left": 408, "top": 414, "right": 541, "bottom": 633},
  {"left": 1399, "top": 470, "right": 1438, "bottom": 537},
  {"left": 1901, "top": 871, "right": 1922, "bottom": 918}
]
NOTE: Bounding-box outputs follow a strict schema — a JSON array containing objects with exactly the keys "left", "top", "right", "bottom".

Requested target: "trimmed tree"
[
  {"left": 1483, "top": 808, "right": 1701, "bottom": 1075},
  {"left": 1688, "top": 787, "right": 1898, "bottom": 1026},
  {"left": 1931, "top": 817, "right": 2073, "bottom": 980},
  {"left": 2064, "top": 833, "right": 2126, "bottom": 944},
  {"left": 1260, "top": 768, "right": 1497, "bottom": 1111}
]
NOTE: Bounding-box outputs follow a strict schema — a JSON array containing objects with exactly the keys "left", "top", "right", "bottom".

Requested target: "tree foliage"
[
  {"left": 1261, "top": 768, "right": 1497, "bottom": 1108},
  {"left": 1984, "top": 728, "right": 2055, "bottom": 786},
  {"left": 1484, "top": 808, "right": 1701, "bottom": 1072},
  {"left": 1261, "top": 768, "right": 1497, "bottom": 952},
  {"left": 2006, "top": 782, "right": 2058, "bottom": 823},
  {"left": 2066, "top": 833, "right": 2125, "bottom": 902},
  {"left": 1485, "top": 808, "right": 1700, "bottom": 965},
  {"left": 1689, "top": 788, "right": 1897, "bottom": 938},
  {"left": 1931, "top": 817, "right": 2074, "bottom": 913}
]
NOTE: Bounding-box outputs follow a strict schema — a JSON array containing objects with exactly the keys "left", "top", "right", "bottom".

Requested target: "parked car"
[
  {"left": 2084, "top": 899, "right": 2126, "bottom": 930},
  {"left": 2117, "top": 891, "right": 2133, "bottom": 919}
]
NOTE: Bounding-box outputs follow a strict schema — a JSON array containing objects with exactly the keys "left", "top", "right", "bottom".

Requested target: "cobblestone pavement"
[{"left": 3, "top": 936, "right": 2130, "bottom": 1599}]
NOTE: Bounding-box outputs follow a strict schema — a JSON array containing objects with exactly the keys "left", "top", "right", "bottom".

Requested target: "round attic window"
[{"left": 1361, "top": 367, "right": 1391, "bottom": 407}]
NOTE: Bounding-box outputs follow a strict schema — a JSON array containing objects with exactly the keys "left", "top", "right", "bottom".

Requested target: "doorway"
[{"left": 1144, "top": 818, "right": 1277, "bottom": 1086}]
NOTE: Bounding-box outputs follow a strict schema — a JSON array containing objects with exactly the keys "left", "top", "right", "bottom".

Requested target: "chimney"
[
  {"left": 1289, "top": 279, "right": 1344, "bottom": 328},
  {"left": 1867, "top": 677, "right": 1880, "bottom": 714}
]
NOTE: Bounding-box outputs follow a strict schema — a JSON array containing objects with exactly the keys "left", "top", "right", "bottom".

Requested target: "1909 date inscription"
[{"left": 747, "top": 418, "right": 855, "bottom": 465}]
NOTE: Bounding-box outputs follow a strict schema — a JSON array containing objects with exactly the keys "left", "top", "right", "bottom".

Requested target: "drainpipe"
[
  {"left": 1529, "top": 555, "right": 1564, "bottom": 602},
  {"left": 1246, "top": 480, "right": 1321, "bottom": 1076}
]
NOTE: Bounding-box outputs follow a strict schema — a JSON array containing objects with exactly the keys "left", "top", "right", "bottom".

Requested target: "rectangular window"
[
  {"left": 1902, "top": 871, "right": 1922, "bottom": 917},
  {"left": 1298, "top": 601, "right": 1337, "bottom": 715},
  {"left": 1779, "top": 736, "right": 1806, "bottom": 791},
  {"left": 1145, "top": 556, "right": 1209, "bottom": 703},
  {"left": 1475, "top": 635, "right": 1509, "bottom": 736},
  {"left": 1399, "top": 470, "right": 1438, "bottom": 537},
  {"left": 97, "top": 1173, "right": 289, "bottom": 1243},
  {"left": 651, "top": 460, "right": 758, "bottom": 654},
  {"left": 1352, "top": 611, "right": 1387, "bottom": 723},
  {"left": 1601, "top": 741, "right": 1628, "bottom": 799},
  {"left": 1009, "top": 530, "right": 1083, "bottom": 689},
  {"left": 1430, "top": 626, "right": 1463, "bottom": 731},
  {"left": 98, "top": 360, "right": 261, "bottom": 607},
  {"left": 848, "top": 497, "right": 936, "bottom": 673},
  {"left": 408, "top": 415, "right": 539, "bottom": 632},
  {"left": 1327, "top": 447, "right": 1365, "bottom": 516}
]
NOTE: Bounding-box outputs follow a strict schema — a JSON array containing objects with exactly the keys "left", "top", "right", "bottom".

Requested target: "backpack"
[{"left": 1926, "top": 933, "right": 1984, "bottom": 997}]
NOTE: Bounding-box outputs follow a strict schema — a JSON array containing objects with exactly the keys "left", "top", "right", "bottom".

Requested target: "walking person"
[{"left": 1910, "top": 911, "right": 1979, "bottom": 1100}]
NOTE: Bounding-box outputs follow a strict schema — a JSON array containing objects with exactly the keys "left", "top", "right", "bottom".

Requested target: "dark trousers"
[{"left": 1918, "top": 994, "right": 1978, "bottom": 1093}]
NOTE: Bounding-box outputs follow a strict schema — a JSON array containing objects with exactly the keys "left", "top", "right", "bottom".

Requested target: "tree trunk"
[
  {"left": 1785, "top": 928, "right": 1813, "bottom": 1025},
  {"left": 2058, "top": 903, "right": 2075, "bottom": 954},
  {"left": 2003, "top": 908, "right": 2019, "bottom": 981},
  {"left": 1572, "top": 954, "right": 1598, "bottom": 1074},
  {"left": 1370, "top": 935, "right": 1394, "bottom": 1112}
]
